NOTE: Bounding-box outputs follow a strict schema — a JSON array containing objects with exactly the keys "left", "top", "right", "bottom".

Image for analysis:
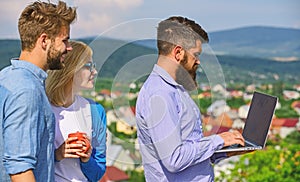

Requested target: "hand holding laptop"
[
  {"left": 218, "top": 130, "right": 245, "bottom": 147},
  {"left": 215, "top": 91, "right": 278, "bottom": 154}
]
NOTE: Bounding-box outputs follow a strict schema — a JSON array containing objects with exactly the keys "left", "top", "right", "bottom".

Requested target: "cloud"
[
  {"left": 69, "top": 0, "right": 144, "bottom": 38},
  {"left": 0, "top": 0, "right": 33, "bottom": 38},
  {"left": 292, "top": 21, "right": 300, "bottom": 29},
  {"left": 0, "top": 0, "right": 144, "bottom": 38},
  {"left": 101, "top": 0, "right": 143, "bottom": 10}
]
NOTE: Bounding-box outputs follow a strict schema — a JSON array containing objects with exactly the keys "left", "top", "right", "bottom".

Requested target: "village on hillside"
[{"left": 80, "top": 82, "right": 300, "bottom": 181}]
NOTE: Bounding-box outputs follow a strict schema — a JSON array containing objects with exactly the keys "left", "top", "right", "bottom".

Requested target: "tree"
[{"left": 216, "top": 131, "right": 300, "bottom": 182}]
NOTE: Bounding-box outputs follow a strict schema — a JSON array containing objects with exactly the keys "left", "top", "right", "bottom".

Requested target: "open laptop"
[{"left": 215, "top": 91, "right": 278, "bottom": 153}]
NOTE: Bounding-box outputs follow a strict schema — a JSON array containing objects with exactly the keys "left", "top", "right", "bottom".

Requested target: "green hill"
[
  {"left": 209, "top": 26, "right": 300, "bottom": 59},
  {"left": 0, "top": 39, "right": 20, "bottom": 68},
  {"left": 1, "top": 26, "right": 300, "bottom": 84}
]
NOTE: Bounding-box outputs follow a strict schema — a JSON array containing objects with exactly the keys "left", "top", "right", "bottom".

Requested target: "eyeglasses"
[{"left": 83, "top": 62, "right": 96, "bottom": 72}]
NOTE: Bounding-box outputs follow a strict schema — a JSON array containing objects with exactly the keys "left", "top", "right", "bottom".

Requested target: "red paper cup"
[{"left": 68, "top": 131, "right": 91, "bottom": 153}]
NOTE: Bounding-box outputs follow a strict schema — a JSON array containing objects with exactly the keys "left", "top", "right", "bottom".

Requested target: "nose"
[
  {"left": 92, "top": 68, "right": 98, "bottom": 75},
  {"left": 66, "top": 42, "right": 73, "bottom": 51},
  {"left": 195, "top": 57, "right": 200, "bottom": 65}
]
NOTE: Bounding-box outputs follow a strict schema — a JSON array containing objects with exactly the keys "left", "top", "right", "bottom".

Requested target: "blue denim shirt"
[
  {"left": 136, "top": 64, "right": 226, "bottom": 182},
  {"left": 0, "top": 59, "right": 55, "bottom": 182}
]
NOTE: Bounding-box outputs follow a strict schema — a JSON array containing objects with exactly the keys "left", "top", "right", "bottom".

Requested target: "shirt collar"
[
  {"left": 153, "top": 64, "right": 181, "bottom": 87},
  {"left": 11, "top": 59, "right": 48, "bottom": 82}
]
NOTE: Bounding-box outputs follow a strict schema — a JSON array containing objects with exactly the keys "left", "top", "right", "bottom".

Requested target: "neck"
[
  {"left": 62, "top": 85, "right": 76, "bottom": 107},
  {"left": 157, "top": 55, "right": 197, "bottom": 91},
  {"left": 157, "top": 55, "right": 179, "bottom": 80},
  {"left": 19, "top": 49, "right": 47, "bottom": 71}
]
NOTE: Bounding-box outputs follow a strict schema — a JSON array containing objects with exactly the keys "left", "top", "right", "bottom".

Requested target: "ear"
[
  {"left": 173, "top": 45, "right": 184, "bottom": 62},
  {"left": 38, "top": 33, "right": 50, "bottom": 50}
]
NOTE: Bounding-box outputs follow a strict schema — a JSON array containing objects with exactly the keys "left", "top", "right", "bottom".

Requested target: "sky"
[{"left": 0, "top": 0, "right": 299, "bottom": 40}]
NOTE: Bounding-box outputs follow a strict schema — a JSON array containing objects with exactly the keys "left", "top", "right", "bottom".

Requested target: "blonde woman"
[{"left": 46, "top": 41, "right": 106, "bottom": 182}]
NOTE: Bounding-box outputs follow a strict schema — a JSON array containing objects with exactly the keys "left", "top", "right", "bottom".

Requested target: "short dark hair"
[{"left": 157, "top": 16, "right": 208, "bottom": 55}]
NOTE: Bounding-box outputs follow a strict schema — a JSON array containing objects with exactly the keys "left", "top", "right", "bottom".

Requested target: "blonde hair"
[
  {"left": 18, "top": 1, "right": 77, "bottom": 51},
  {"left": 46, "top": 41, "right": 92, "bottom": 106}
]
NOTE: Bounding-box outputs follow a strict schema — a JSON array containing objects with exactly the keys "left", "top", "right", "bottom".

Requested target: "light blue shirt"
[
  {"left": 0, "top": 59, "right": 55, "bottom": 182},
  {"left": 136, "top": 64, "right": 226, "bottom": 182}
]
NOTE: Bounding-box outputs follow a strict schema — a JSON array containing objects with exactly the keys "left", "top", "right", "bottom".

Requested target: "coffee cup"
[{"left": 68, "top": 131, "right": 91, "bottom": 153}]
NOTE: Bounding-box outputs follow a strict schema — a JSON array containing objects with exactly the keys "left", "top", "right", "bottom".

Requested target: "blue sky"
[{"left": 0, "top": 0, "right": 299, "bottom": 39}]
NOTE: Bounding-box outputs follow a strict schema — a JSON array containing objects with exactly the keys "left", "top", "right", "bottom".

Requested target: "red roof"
[
  {"left": 211, "top": 125, "right": 231, "bottom": 134},
  {"left": 100, "top": 89, "right": 111, "bottom": 96},
  {"left": 99, "top": 166, "right": 129, "bottom": 182},
  {"left": 282, "top": 118, "right": 299, "bottom": 127},
  {"left": 130, "top": 106, "right": 136, "bottom": 115},
  {"left": 291, "top": 101, "right": 300, "bottom": 108},
  {"left": 271, "top": 118, "right": 298, "bottom": 127},
  {"left": 271, "top": 118, "right": 285, "bottom": 127}
]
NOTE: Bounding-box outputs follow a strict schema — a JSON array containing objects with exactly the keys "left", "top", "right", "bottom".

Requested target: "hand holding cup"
[{"left": 68, "top": 131, "right": 91, "bottom": 153}]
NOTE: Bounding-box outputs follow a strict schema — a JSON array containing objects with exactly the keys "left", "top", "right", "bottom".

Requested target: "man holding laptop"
[
  {"left": 135, "top": 16, "right": 277, "bottom": 182},
  {"left": 216, "top": 91, "right": 277, "bottom": 153}
]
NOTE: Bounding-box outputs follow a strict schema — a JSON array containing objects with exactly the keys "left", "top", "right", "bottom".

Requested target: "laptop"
[{"left": 215, "top": 91, "right": 278, "bottom": 153}]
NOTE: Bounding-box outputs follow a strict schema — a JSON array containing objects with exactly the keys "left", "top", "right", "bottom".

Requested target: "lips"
[
  {"left": 60, "top": 53, "right": 67, "bottom": 64},
  {"left": 89, "top": 77, "right": 96, "bottom": 84}
]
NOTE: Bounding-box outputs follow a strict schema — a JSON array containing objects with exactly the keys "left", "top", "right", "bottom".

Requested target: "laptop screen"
[{"left": 242, "top": 91, "right": 277, "bottom": 147}]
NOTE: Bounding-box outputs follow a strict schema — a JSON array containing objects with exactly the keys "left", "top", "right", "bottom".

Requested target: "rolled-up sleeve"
[{"left": 3, "top": 88, "right": 42, "bottom": 174}]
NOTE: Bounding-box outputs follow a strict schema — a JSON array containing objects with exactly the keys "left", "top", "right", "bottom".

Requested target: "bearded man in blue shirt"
[
  {"left": 0, "top": 1, "right": 76, "bottom": 181},
  {"left": 136, "top": 16, "right": 247, "bottom": 182}
]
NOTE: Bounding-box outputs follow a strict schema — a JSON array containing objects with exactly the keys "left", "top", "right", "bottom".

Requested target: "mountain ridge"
[{"left": 1, "top": 26, "right": 299, "bottom": 84}]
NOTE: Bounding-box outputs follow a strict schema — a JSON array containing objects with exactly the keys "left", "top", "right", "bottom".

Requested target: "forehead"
[
  {"left": 189, "top": 39, "right": 202, "bottom": 53},
  {"left": 56, "top": 26, "right": 70, "bottom": 39}
]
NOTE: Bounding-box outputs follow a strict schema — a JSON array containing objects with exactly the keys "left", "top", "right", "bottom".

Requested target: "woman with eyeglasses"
[{"left": 46, "top": 41, "right": 106, "bottom": 182}]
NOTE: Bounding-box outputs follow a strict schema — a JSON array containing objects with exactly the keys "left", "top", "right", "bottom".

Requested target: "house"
[
  {"left": 226, "top": 109, "right": 239, "bottom": 120},
  {"left": 245, "top": 84, "right": 256, "bottom": 93},
  {"left": 99, "top": 166, "right": 129, "bottom": 182},
  {"left": 100, "top": 89, "right": 111, "bottom": 96},
  {"left": 202, "top": 113, "right": 233, "bottom": 136},
  {"left": 270, "top": 118, "right": 299, "bottom": 138},
  {"left": 238, "top": 104, "right": 250, "bottom": 119},
  {"left": 283, "top": 90, "right": 300, "bottom": 100},
  {"left": 115, "top": 106, "right": 136, "bottom": 126},
  {"left": 207, "top": 100, "right": 230, "bottom": 117},
  {"left": 216, "top": 113, "right": 233, "bottom": 128},
  {"left": 116, "top": 120, "right": 136, "bottom": 135},
  {"left": 229, "top": 90, "right": 243, "bottom": 98},
  {"left": 106, "top": 107, "right": 136, "bottom": 135},
  {"left": 293, "top": 84, "right": 300, "bottom": 92},
  {"left": 106, "top": 132, "right": 136, "bottom": 171},
  {"left": 106, "top": 110, "right": 118, "bottom": 125},
  {"left": 212, "top": 84, "right": 229, "bottom": 97},
  {"left": 199, "top": 83, "right": 210, "bottom": 91},
  {"left": 232, "top": 118, "right": 245, "bottom": 130},
  {"left": 210, "top": 125, "right": 231, "bottom": 134},
  {"left": 243, "top": 92, "right": 253, "bottom": 101},
  {"left": 291, "top": 101, "right": 300, "bottom": 115},
  {"left": 198, "top": 91, "right": 211, "bottom": 99}
]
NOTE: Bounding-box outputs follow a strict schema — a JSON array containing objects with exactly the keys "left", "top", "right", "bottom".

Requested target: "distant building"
[
  {"left": 283, "top": 90, "right": 300, "bottom": 100},
  {"left": 291, "top": 101, "right": 300, "bottom": 115},
  {"left": 116, "top": 120, "right": 136, "bottom": 135},
  {"left": 271, "top": 118, "right": 299, "bottom": 138},
  {"left": 238, "top": 105, "right": 250, "bottom": 119},
  {"left": 106, "top": 131, "right": 136, "bottom": 171},
  {"left": 207, "top": 100, "right": 230, "bottom": 117},
  {"left": 99, "top": 166, "right": 129, "bottom": 182}
]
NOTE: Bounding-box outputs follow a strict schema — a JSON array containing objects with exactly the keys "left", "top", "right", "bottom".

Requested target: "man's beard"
[
  {"left": 47, "top": 43, "right": 67, "bottom": 70},
  {"left": 176, "top": 53, "right": 198, "bottom": 91},
  {"left": 181, "top": 53, "right": 198, "bottom": 83}
]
